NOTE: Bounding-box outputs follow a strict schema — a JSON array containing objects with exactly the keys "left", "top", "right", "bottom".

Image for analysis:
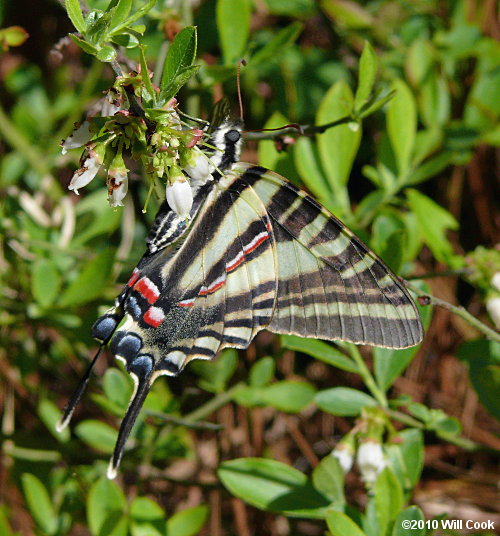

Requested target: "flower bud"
[
  {"left": 491, "top": 272, "right": 500, "bottom": 292},
  {"left": 166, "top": 169, "right": 193, "bottom": 219},
  {"left": 356, "top": 440, "right": 387, "bottom": 485}
]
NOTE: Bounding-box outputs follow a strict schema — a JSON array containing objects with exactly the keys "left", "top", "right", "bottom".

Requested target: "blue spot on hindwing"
[
  {"left": 127, "top": 354, "right": 154, "bottom": 378},
  {"left": 110, "top": 332, "right": 142, "bottom": 360},
  {"left": 92, "top": 314, "right": 120, "bottom": 342},
  {"left": 126, "top": 296, "right": 142, "bottom": 319}
]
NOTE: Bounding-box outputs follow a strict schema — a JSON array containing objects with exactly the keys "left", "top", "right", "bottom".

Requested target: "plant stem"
[
  {"left": 244, "top": 116, "right": 354, "bottom": 141},
  {"left": 183, "top": 382, "right": 245, "bottom": 423},
  {"left": 347, "top": 344, "right": 388, "bottom": 407},
  {"left": 144, "top": 409, "right": 224, "bottom": 430},
  {"left": 384, "top": 409, "right": 479, "bottom": 451},
  {"left": 405, "top": 281, "right": 500, "bottom": 342}
]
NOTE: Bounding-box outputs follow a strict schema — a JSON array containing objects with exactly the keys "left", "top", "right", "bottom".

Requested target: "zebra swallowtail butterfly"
[{"left": 58, "top": 101, "right": 423, "bottom": 478}]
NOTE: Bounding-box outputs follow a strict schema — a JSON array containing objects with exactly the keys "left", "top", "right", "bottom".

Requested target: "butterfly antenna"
[
  {"left": 56, "top": 345, "right": 105, "bottom": 432},
  {"left": 237, "top": 59, "right": 246, "bottom": 121},
  {"left": 107, "top": 357, "right": 154, "bottom": 479}
]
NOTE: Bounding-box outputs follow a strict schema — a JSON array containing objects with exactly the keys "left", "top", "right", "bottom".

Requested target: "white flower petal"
[
  {"left": 331, "top": 447, "right": 354, "bottom": 473},
  {"left": 491, "top": 272, "right": 500, "bottom": 293},
  {"left": 61, "top": 121, "right": 92, "bottom": 154},
  {"left": 166, "top": 179, "right": 193, "bottom": 219},
  {"left": 356, "top": 441, "right": 387, "bottom": 484},
  {"left": 108, "top": 173, "right": 128, "bottom": 207},
  {"left": 486, "top": 296, "right": 500, "bottom": 329},
  {"left": 184, "top": 152, "right": 214, "bottom": 182},
  {"left": 68, "top": 153, "right": 101, "bottom": 194}
]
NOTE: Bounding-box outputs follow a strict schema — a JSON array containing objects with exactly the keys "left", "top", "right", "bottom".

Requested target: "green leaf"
[
  {"left": 58, "top": 248, "right": 115, "bottom": 307},
  {"left": 264, "top": 0, "right": 316, "bottom": 17},
  {"left": 96, "top": 45, "right": 117, "bottom": 62},
  {"left": 87, "top": 477, "right": 127, "bottom": 536},
  {"left": 139, "top": 45, "right": 155, "bottom": 103},
  {"left": 317, "top": 81, "right": 360, "bottom": 215},
  {"left": 458, "top": 340, "right": 500, "bottom": 421},
  {"left": 130, "top": 497, "right": 165, "bottom": 536},
  {"left": 385, "top": 429, "right": 424, "bottom": 491},
  {"left": 312, "top": 455, "right": 345, "bottom": 506},
  {"left": 38, "top": 399, "right": 70, "bottom": 442},
  {"left": 373, "top": 282, "right": 433, "bottom": 391},
  {"left": 161, "top": 26, "right": 197, "bottom": 93},
  {"left": 130, "top": 497, "right": 164, "bottom": 521},
  {"left": 281, "top": 335, "right": 359, "bottom": 373},
  {"left": 326, "top": 511, "right": 367, "bottom": 536},
  {"left": 293, "top": 137, "right": 331, "bottom": 202},
  {"left": 103, "top": 368, "right": 133, "bottom": 411},
  {"left": 406, "top": 189, "right": 460, "bottom": 266},
  {"left": 31, "top": 258, "right": 61, "bottom": 308},
  {"left": 315, "top": 387, "right": 377, "bottom": 416},
  {"left": 374, "top": 467, "right": 404, "bottom": 534},
  {"left": 218, "top": 458, "right": 329, "bottom": 518},
  {"left": 320, "top": 0, "right": 373, "bottom": 29},
  {"left": 357, "top": 90, "right": 396, "bottom": 119},
  {"left": 0, "top": 506, "right": 16, "bottom": 536},
  {"left": 159, "top": 65, "right": 200, "bottom": 104},
  {"left": 190, "top": 349, "right": 238, "bottom": 393},
  {"left": 21, "top": 473, "right": 58, "bottom": 536},
  {"left": 119, "top": 0, "right": 155, "bottom": 27},
  {"left": 69, "top": 33, "right": 98, "bottom": 55},
  {"left": 216, "top": 0, "right": 251, "bottom": 65},
  {"left": 249, "top": 22, "right": 303, "bottom": 66},
  {"left": 354, "top": 41, "right": 378, "bottom": 112},
  {"left": 419, "top": 71, "right": 451, "bottom": 128},
  {"left": 75, "top": 419, "right": 118, "bottom": 454},
  {"left": 65, "top": 0, "right": 86, "bottom": 33},
  {"left": 86, "top": 10, "right": 115, "bottom": 46},
  {"left": 165, "top": 505, "right": 209, "bottom": 536},
  {"left": 408, "top": 151, "right": 453, "bottom": 185},
  {"left": 249, "top": 357, "right": 275, "bottom": 387},
  {"left": 387, "top": 79, "right": 416, "bottom": 176},
  {"left": 108, "top": 0, "right": 132, "bottom": 33},
  {"left": 261, "top": 381, "right": 316, "bottom": 413},
  {"left": 392, "top": 506, "right": 425, "bottom": 536},
  {"left": 257, "top": 112, "right": 300, "bottom": 184},
  {"left": 405, "top": 39, "right": 434, "bottom": 88}
]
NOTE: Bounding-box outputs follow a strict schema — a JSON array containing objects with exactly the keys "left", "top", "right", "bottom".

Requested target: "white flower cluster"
[{"left": 61, "top": 95, "right": 207, "bottom": 217}]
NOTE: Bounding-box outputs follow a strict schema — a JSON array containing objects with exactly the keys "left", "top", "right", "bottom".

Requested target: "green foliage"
[{"left": 1, "top": 0, "right": 498, "bottom": 534}]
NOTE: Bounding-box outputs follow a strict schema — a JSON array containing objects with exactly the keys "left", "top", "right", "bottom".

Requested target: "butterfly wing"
[
  {"left": 104, "top": 169, "right": 277, "bottom": 475},
  {"left": 93, "top": 163, "right": 423, "bottom": 476},
  {"left": 232, "top": 164, "right": 423, "bottom": 348}
]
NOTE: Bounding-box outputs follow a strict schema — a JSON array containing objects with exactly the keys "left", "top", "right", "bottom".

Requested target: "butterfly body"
[{"left": 59, "top": 115, "right": 423, "bottom": 478}]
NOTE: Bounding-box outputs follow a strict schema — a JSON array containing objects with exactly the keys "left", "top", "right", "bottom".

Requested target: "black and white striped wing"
[
  {"left": 85, "top": 163, "right": 423, "bottom": 476},
  {"left": 233, "top": 164, "right": 423, "bottom": 349}
]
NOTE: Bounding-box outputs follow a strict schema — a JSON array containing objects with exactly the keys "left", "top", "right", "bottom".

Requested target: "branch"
[
  {"left": 143, "top": 409, "right": 224, "bottom": 431},
  {"left": 109, "top": 58, "right": 155, "bottom": 131},
  {"left": 244, "top": 116, "right": 355, "bottom": 141},
  {"left": 405, "top": 281, "right": 500, "bottom": 343}
]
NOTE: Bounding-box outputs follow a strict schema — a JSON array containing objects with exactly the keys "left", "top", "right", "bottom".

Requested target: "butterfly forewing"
[{"left": 233, "top": 164, "right": 423, "bottom": 348}]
